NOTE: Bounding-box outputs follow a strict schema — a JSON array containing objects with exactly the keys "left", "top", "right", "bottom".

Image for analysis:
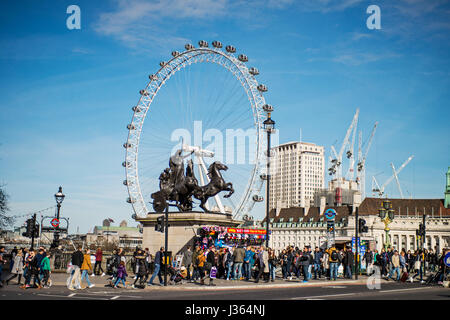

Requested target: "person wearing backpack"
[{"left": 328, "top": 246, "right": 340, "bottom": 281}]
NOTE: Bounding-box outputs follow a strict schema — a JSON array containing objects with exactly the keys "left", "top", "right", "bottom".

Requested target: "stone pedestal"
[{"left": 135, "top": 211, "right": 241, "bottom": 256}]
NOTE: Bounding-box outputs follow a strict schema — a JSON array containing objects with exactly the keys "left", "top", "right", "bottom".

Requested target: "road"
[{"left": 0, "top": 281, "right": 448, "bottom": 300}]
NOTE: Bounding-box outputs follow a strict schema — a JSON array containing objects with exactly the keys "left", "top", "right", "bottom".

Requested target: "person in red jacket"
[{"left": 94, "top": 248, "right": 104, "bottom": 276}]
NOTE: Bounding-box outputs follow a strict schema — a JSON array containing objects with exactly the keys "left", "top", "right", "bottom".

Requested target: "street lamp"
[
  {"left": 263, "top": 111, "right": 275, "bottom": 248},
  {"left": 52, "top": 186, "right": 65, "bottom": 248},
  {"left": 378, "top": 199, "right": 394, "bottom": 250}
]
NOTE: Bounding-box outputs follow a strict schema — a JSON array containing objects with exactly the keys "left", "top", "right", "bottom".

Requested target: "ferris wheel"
[{"left": 123, "top": 40, "right": 273, "bottom": 220}]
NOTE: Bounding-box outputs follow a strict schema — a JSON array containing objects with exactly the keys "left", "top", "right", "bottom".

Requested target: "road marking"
[
  {"left": 110, "top": 296, "right": 120, "bottom": 300},
  {"left": 322, "top": 286, "right": 347, "bottom": 289},
  {"left": 291, "top": 293, "right": 356, "bottom": 300},
  {"left": 68, "top": 293, "right": 76, "bottom": 297},
  {"left": 37, "top": 294, "right": 109, "bottom": 300},
  {"left": 378, "top": 287, "right": 436, "bottom": 294}
]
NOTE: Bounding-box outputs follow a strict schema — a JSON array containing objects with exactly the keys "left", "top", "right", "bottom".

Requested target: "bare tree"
[{"left": 0, "top": 185, "right": 14, "bottom": 229}]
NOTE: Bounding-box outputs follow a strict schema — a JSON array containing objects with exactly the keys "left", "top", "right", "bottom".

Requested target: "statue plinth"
[{"left": 135, "top": 212, "right": 241, "bottom": 256}]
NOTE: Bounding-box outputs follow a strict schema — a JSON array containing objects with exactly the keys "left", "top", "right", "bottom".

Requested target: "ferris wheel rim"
[{"left": 124, "top": 43, "right": 268, "bottom": 220}]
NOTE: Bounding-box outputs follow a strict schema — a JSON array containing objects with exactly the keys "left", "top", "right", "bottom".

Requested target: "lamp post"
[
  {"left": 378, "top": 199, "right": 395, "bottom": 250},
  {"left": 53, "top": 186, "right": 65, "bottom": 248},
  {"left": 263, "top": 112, "right": 275, "bottom": 248}
]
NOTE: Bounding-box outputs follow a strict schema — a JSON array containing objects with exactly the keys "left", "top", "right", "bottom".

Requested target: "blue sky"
[{"left": 1, "top": 0, "right": 449, "bottom": 233}]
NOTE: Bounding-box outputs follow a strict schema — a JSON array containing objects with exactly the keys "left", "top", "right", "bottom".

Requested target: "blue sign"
[
  {"left": 325, "top": 209, "right": 336, "bottom": 220},
  {"left": 445, "top": 252, "right": 450, "bottom": 267}
]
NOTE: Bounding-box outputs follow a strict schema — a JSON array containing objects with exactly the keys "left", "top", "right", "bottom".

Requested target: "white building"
[
  {"left": 265, "top": 197, "right": 450, "bottom": 254},
  {"left": 269, "top": 141, "right": 325, "bottom": 210}
]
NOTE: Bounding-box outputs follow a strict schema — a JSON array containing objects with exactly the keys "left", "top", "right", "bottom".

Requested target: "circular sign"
[
  {"left": 325, "top": 209, "right": 337, "bottom": 220},
  {"left": 51, "top": 218, "right": 60, "bottom": 228},
  {"left": 445, "top": 252, "right": 450, "bottom": 267}
]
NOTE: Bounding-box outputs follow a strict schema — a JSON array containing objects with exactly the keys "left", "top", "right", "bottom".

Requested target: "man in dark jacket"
[
  {"left": 313, "top": 247, "right": 323, "bottom": 279},
  {"left": 344, "top": 247, "right": 354, "bottom": 279},
  {"left": 148, "top": 247, "right": 164, "bottom": 286},
  {"left": 300, "top": 247, "right": 311, "bottom": 282},
  {"left": 68, "top": 246, "right": 83, "bottom": 290},
  {"left": 206, "top": 247, "right": 216, "bottom": 286},
  {"left": 232, "top": 245, "right": 245, "bottom": 280},
  {"left": 364, "top": 249, "right": 374, "bottom": 275},
  {"left": 182, "top": 246, "right": 193, "bottom": 280}
]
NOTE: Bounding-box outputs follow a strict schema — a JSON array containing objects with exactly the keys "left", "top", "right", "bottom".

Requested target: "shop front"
[{"left": 196, "top": 226, "right": 268, "bottom": 249}]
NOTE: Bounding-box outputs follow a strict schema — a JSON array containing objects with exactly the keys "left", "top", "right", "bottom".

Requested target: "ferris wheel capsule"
[
  {"left": 159, "top": 61, "right": 167, "bottom": 67},
  {"left": 127, "top": 124, "right": 136, "bottom": 130},
  {"left": 126, "top": 197, "right": 136, "bottom": 204},
  {"left": 171, "top": 51, "right": 180, "bottom": 57},
  {"left": 260, "top": 174, "right": 267, "bottom": 180},
  {"left": 122, "top": 161, "right": 130, "bottom": 168},
  {"left": 185, "top": 43, "right": 194, "bottom": 50},
  {"left": 149, "top": 74, "right": 158, "bottom": 81},
  {"left": 262, "top": 104, "right": 273, "bottom": 112},
  {"left": 226, "top": 45, "right": 236, "bottom": 53},
  {"left": 198, "top": 40, "right": 208, "bottom": 47},
  {"left": 139, "top": 89, "right": 149, "bottom": 96},
  {"left": 123, "top": 180, "right": 128, "bottom": 186},
  {"left": 123, "top": 142, "right": 132, "bottom": 149},
  {"left": 252, "top": 195, "right": 264, "bottom": 202},
  {"left": 249, "top": 67, "right": 259, "bottom": 76},
  {"left": 238, "top": 54, "right": 248, "bottom": 62},
  {"left": 132, "top": 106, "right": 142, "bottom": 113},
  {"left": 212, "top": 41, "right": 222, "bottom": 48},
  {"left": 257, "top": 84, "right": 268, "bottom": 92}
]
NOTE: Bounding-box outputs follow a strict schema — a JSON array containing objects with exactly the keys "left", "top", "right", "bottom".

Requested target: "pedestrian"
[
  {"left": 300, "top": 247, "right": 311, "bottom": 283},
  {"left": 196, "top": 248, "right": 206, "bottom": 285},
  {"left": 322, "top": 250, "right": 329, "bottom": 279},
  {"left": 148, "top": 247, "right": 164, "bottom": 286},
  {"left": 41, "top": 251, "right": 52, "bottom": 288},
  {"left": 21, "top": 249, "right": 41, "bottom": 289},
  {"left": 244, "top": 246, "right": 253, "bottom": 281},
  {"left": 388, "top": 250, "right": 401, "bottom": 281},
  {"left": 224, "top": 248, "right": 234, "bottom": 280},
  {"left": 327, "top": 245, "right": 340, "bottom": 281},
  {"left": 0, "top": 247, "right": 7, "bottom": 287},
  {"left": 268, "top": 248, "right": 276, "bottom": 282},
  {"left": 192, "top": 246, "right": 200, "bottom": 282},
  {"left": 81, "top": 249, "right": 95, "bottom": 289},
  {"left": 7, "top": 249, "right": 24, "bottom": 285},
  {"left": 313, "top": 247, "right": 323, "bottom": 280},
  {"left": 114, "top": 261, "right": 128, "bottom": 288},
  {"left": 344, "top": 246, "right": 354, "bottom": 279},
  {"left": 232, "top": 245, "right": 245, "bottom": 280},
  {"left": 364, "top": 248, "right": 374, "bottom": 275},
  {"left": 132, "top": 250, "right": 148, "bottom": 288},
  {"left": 206, "top": 246, "right": 216, "bottom": 286},
  {"left": 68, "top": 246, "right": 84, "bottom": 290},
  {"left": 94, "top": 248, "right": 104, "bottom": 276},
  {"left": 254, "top": 246, "right": 269, "bottom": 283},
  {"left": 182, "top": 246, "right": 193, "bottom": 281}
]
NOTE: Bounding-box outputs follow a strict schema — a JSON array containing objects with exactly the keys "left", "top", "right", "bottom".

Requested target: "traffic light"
[
  {"left": 418, "top": 223, "right": 425, "bottom": 237},
  {"left": 155, "top": 215, "right": 165, "bottom": 233},
  {"left": 358, "top": 218, "right": 369, "bottom": 233},
  {"left": 22, "top": 218, "right": 33, "bottom": 237},
  {"left": 33, "top": 224, "right": 40, "bottom": 238}
]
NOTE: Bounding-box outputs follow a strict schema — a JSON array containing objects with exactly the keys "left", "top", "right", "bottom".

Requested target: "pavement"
[{"left": 1, "top": 271, "right": 449, "bottom": 300}]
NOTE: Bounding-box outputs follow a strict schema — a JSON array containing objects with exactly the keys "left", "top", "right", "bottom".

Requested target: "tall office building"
[{"left": 269, "top": 141, "right": 325, "bottom": 210}]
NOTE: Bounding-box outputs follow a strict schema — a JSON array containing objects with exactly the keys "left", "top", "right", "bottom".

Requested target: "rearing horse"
[{"left": 193, "top": 161, "right": 234, "bottom": 212}]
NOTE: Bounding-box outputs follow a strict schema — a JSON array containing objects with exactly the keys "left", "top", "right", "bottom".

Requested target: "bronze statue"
[{"left": 150, "top": 149, "right": 234, "bottom": 213}]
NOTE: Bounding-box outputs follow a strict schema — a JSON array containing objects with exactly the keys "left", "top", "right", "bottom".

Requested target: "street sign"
[
  {"left": 445, "top": 252, "right": 450, "bottom": 267},
  {"left": 325, "top": 209, "right": 337, "bottom": 220},
  {"left": 51, "top": 218, "right": 60, "bottom": 228}
]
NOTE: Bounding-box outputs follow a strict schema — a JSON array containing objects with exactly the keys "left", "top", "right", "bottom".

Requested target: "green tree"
[{"left": 0, "top": 186, "right": 14, "bottom": 229}]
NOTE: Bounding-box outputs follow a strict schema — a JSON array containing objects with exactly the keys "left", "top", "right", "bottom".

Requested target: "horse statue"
[{"left": 193, "top": 161, "right": 234, "bottom": 212}]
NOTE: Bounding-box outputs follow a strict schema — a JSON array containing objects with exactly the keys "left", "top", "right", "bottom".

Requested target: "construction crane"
[
  {"left": 356, "top": 121, "right": 378, "bottom": 198},
  {"left": 372, "top": 155, "right": 414, "bottom": 198},
  {"left": 328, "top": 109, "right": 359, "bottom": 182},
  {"left": 345, "top": 116, "right": 358, "bottom": 180}
]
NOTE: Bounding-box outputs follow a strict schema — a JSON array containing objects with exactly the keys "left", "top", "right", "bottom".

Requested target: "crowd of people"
[
  {"left": 0, "top": 246, "right": 53, "bottom": 289},
  {"left": 1, "top": 244, "right": 448, "bottom": 290}
]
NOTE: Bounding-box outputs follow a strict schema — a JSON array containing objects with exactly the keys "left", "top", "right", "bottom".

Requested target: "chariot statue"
[{"left": 151, "top": 144, "right": 234, "bottom": 213}]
